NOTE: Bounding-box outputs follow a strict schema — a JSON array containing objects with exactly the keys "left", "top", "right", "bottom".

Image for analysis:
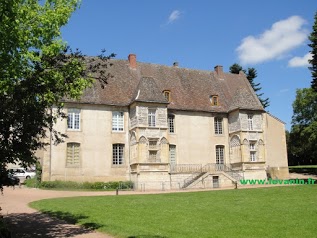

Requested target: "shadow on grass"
[{"left": 4, "top": 211, "right": 104, "bottom": 238}]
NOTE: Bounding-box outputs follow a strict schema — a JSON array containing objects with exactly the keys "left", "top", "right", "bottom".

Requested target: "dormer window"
[
  {"left": 163, "top": 90, "right": 171, "bottom": 102},
  {"left": 210, "top": 95, "right": 219, "bottom": 106}
]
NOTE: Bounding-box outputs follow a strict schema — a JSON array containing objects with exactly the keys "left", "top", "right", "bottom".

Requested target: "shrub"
[{"left": 33, "top": 180, "right": 134, "bottom": 190}]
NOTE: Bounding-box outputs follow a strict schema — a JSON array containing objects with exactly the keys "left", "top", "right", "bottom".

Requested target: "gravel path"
[{"left": 0, "top": 187, "right": 121, "bottom": 238}]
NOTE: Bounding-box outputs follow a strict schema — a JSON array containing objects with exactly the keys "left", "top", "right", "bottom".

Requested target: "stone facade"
[{"left": 39, "top": 55, "right": 289, "bottom": 190}]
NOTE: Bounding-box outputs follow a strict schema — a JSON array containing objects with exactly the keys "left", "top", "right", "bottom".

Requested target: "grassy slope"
[{"left": 30, "top": 186, "right": 317, "bottom": 238}]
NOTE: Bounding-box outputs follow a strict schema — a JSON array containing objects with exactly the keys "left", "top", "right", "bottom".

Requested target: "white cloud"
[
  {"left": 167, "top": 10, "right": 181, "bottom": 24},
  {"left": 236, "top": 16, "right": 308, "bottom": 65},
  {"left": 288, "top": 53, "right": 312, "bottom": 67}
]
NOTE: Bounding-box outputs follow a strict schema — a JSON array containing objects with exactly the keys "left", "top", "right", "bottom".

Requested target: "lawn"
[{"left": 30, "top": 186, "right": 317, "bottom": 238}]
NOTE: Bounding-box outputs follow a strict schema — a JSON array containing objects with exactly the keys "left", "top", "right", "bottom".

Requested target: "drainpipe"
[{"left": 49, "top": 107, "right": 52, "bottom": 181}]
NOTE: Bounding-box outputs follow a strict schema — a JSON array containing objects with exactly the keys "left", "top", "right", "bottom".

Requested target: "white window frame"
[
  {"left": 112, "top": 144, "right": 124, "bottom": 165},
  {"left": 248, "top": 114, "right": 254, "bottom": 131},
  {"left": 169, "top": 145, "right": 176, "bottom": 165},
  {"left": 148, "top": 109, "right": 156, "bottom": 127},
  {"left": 67, "top": 108, "right": 80, "bottom": 130},
  {"left": 214, "top": 117, "right": 223, "bottom": 135},
  {"left": 112, "top": 111, "right": 124, "bottom": 132},
  {"left": 66, "top": 143, "right": 80, "bottom": 167},
  {"left": 168, "top": 114, "right": 175, "bottom": 133},
  {"left": 216, "top": 145, "right": 224, "bottom": 164},
  {"left": 249, "top": 142, "right": 256, "bottom": 151},
  {"left": 250, "top": 151, "right": 256, "bottom": 162}
]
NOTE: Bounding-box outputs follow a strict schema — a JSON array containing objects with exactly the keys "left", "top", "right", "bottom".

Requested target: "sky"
[{"left": 61, "top": 0, "right": 317, "bottom": 130}]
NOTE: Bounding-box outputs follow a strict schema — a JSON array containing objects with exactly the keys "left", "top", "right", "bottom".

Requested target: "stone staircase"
[{"left": 181, "top": 163, "right": 244, "bottom": 189}]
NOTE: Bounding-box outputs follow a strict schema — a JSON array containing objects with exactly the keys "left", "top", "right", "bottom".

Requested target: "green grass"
[{"left": 30, "top": 186, "right": 317, "bottom": 238}]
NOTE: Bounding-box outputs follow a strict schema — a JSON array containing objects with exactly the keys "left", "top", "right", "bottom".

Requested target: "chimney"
[
  {"left": 214, "top": 65, "right": 224, "bottom": 77},
  {"left": 173, "top": 62, "right": 179, "bottom": 67},
  {"left": 128, "top": 54, "right": 137, "bottom": 69}
]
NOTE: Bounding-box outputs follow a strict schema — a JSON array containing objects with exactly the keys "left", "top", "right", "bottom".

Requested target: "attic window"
[
  {"left": 163, "top": 90, "right": 171, "bottom": 102},
  {"left": 210, "top": 95, "right": 219, "bottom": 106}
]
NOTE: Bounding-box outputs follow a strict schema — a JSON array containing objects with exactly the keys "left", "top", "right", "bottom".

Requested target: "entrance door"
[{"left": 213, "top": 176, "right": 219, "bottom": 188}]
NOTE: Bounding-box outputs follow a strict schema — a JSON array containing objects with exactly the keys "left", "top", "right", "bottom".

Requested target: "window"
[
  {"left": 149, "top": 140, "right": 157, "bottom": 149},
  {"left": 169, "top": 145, "right": 176, "bottom": 165},
  {"left": 250, "top": 152, "right": 256, "bottom": 162},
  {"left": 66, "top": 143, "right": 80, "bottom": 167},
  {"left": 214, "top": 117, "right": 223, "bottom": 134},
  {"left": 67, "top": 109, "right": 80, "bottom": 130},
  {"left": 112, "top": 111, "right": 124, "bottom": 131},
  {"left": 210, "top": 96, "right": 219, "bottom": 106},
  {"left": 168, "top": 114, "right": 175, "bottom": 133},
  {"left": 149, "top": 151, "right": 158, "bottom": 162},
  {"left": 216, "top": 145, "right": 224, "bottom": 164},
  {"left": 249, "top": 142, "right": 256, "bottom": 151},
  {"left": 248, "top": 114, "right": 254, "bottom": 131},
  {"left": 163, "top": 91, "right": 171, "bottom": 102},
  {"left": 148, "top": 109, "right": 156, "bottom": 127},
  {"left": 113, "top": 144, "right": 124, "bottom": 165}
]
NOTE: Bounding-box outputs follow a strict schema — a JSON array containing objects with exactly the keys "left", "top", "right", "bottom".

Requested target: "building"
[{"left": 39, "top": 54, "right": 289, "bottom": 190}]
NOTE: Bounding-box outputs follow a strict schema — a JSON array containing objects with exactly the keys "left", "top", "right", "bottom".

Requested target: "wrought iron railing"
[
  {"left": 181, "top": 163, "right": 244, "bottom": 188},
  {"left": 170, "top": 164, "right": 202, "bottom": 173}
]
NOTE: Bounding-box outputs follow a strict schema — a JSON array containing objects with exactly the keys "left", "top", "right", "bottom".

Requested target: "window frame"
[
  {"left": 148, "top": 109, "right": 156, "bottom": 127},
  {"left": 66, "top": 142, "right": 80, "bottom": 167},
  {"left": 112, "top": 111, "right": 124, "bottom": 132},
  {"left": 67, "top": 108, "right": 81, "bottom": 131},
  {"left": 216, "top": 145, "right": 225, "bottom": 164},
  {"left": 169, "top": 145, "right": 177, "bottom": 165},
  {"left": 163, "top": 90, "right": 171, "bottom": 102},
  {"left": 248, "top": 114, "right": 254, "bottom": 131},
  {"left": 214, "top": 117, "right": 223, "bottom": 135},
  {"left": 250, "top": 151, "right": 256, "bottom": 162},
  {"left": 210, "top": 95, "right": 219, "bottom": 106},
  {"left": 168, "top": 114, "right": 175, "bottom": 133},
  {"left": 112, "top": 144, "right": 124, "bottom": 165}
]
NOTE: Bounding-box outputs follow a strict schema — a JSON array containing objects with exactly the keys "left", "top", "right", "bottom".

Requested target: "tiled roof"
[{"left": 65, "top": 58, "right": 264, "bottom": 113}]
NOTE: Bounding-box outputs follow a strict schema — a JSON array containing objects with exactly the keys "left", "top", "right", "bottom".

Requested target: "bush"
[
  {"left": 28, "top": 180, "right": 134, "bottom": 190},
  {"left": 289, "top": 167, "right": 317, "bottom": 175}
]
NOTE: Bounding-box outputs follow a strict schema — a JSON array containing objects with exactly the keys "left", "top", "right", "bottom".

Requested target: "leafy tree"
[
  {"left": 288, "top": 88, "right": 317, "bottom": 165},
  {"left": 308, "top": 11, "right": 317, "bottom": 91},
  {"left": 0, "top": 0, "right": 114, "bottom": 172},
  {"left": 229, "top": 63, "right": 270, "bottom": 108}
]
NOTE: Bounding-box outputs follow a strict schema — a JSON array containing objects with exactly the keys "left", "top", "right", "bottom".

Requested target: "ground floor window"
[
  {"left": 113, "top": 144, "right": 124, "bottom": 165},
  {"left": 66, "top": 143, "right": 80, "bottom": 167}
]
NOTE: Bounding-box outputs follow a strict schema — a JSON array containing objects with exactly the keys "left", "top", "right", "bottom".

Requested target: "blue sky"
[{"left": 61, "top": 0, "right": 317, "bottom": 130}]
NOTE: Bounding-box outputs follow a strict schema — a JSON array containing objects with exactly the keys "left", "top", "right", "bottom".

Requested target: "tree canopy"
[
  {"left": 0, "top": 0, "right": 114, "bottom": 170},
  {"left": 308, "top": 11, "right": 317, "bottom": 91},
  {"left": 287, "top": 88, "right": 317, "bottom": 165},
  {"left": 229, "top": 63, "right": 270, "bottom": 109}
]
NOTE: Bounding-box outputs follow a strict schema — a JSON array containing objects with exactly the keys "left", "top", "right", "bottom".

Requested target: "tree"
[
  {"left": 308, "top": 11, "right": 317, "bottom": 91},
  {"left": 229, "top": 63, "right": 270, "bottom": 108},
  {"left": 288, "top": 88, "right": 317, "bottom": 165},
  {"left": 0, "top": 1, "right": 114, "bottom": 172}
]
